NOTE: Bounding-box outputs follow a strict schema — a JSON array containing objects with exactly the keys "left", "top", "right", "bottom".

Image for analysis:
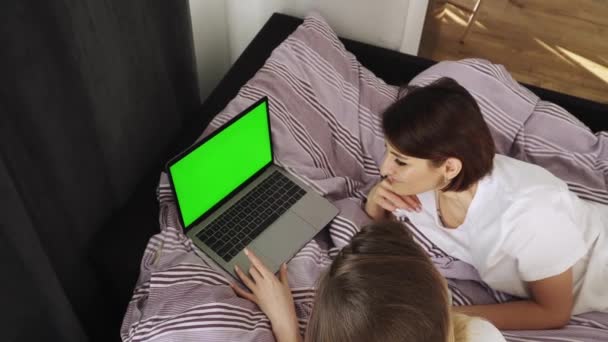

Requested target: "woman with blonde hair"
[{"left": 232, "top": 221, "right": 504, "bottom": 341}]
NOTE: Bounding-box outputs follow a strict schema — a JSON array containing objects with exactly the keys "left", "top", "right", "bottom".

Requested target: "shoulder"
[
  {"left": 492, "top": 154, "right": 567, "bottom": 191},
  {"left": 467, "top": 318, "right": 506, "bottom": 342},
  {"left": 489, "top": 155, "right": 573, "bottom": 217}
]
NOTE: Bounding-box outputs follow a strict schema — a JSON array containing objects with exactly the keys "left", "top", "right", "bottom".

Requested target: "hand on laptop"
[{"left": 231, "top": 248, "right": 302, "bottom": 342}]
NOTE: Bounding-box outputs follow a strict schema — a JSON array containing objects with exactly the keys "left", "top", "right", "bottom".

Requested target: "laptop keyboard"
[{"left": 196, "top": 171, "right": 306, "bottom": 262}]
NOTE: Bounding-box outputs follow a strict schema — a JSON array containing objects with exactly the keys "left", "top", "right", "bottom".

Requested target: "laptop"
[{"left": 166, "top": 97, "right": 339, "bottom": 277}]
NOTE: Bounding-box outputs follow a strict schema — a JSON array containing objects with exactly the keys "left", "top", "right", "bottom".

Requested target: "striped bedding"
[{"left": 121, "top": 13, "right": 608, "bottom": 341}]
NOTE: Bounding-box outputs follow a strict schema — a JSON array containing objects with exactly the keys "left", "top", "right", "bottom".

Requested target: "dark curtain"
[{"left": 0, "top": 0, "right": 199, "bottom": 341}]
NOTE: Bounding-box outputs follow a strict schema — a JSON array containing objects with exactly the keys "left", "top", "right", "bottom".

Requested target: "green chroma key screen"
[{"left": 169, "top": 100, "right": 272, "bottom": 227}]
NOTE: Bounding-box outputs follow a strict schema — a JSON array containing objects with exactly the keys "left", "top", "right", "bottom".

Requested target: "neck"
[
  {"left": 436, "top": 182, "right": 479, "bottom": 228},
  {"left": 439, "top": 182, "right": 478, "bottom": 207}
]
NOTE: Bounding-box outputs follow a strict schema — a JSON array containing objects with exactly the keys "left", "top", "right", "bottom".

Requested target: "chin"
[
  {"left": 397, "top": 188, "right": 424, "bottom": 196},
  {"left": 394, "top": 187, "right": 413, "bottom": 196}
]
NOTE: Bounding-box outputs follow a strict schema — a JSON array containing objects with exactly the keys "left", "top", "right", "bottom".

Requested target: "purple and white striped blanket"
[{"left": 121, "top": 13, "right": 608, "bottom": 342}]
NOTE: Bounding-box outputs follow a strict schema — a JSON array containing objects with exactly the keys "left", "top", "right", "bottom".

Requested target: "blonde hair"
[
  {"left": 305, "top": 220, "right": 472, "bottom": 342},
  {"left": 451, "top": 312, "right": 472, "bottom": 342}
]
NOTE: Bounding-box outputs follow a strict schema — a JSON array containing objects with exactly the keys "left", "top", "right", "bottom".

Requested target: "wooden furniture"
[{"left": 445, "top": 0, "right": 484, "bottom": 43}]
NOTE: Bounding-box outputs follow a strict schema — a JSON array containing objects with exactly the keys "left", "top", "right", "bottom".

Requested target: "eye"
[{"left": 395, "top": 159, "right": 407, "bottom": 166}]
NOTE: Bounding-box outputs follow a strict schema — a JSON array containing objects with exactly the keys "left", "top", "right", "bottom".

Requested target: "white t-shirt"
[
  {"left": 400, "top": 154, "right": 608, "bottom": 315},
  {"left": 468, "top": 318, "right": 506, "bottom": 342}
]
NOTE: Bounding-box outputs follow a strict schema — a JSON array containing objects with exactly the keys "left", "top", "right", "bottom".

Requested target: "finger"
[
  {"left": 382, "top": 187, "right": 415, "bottom": 210},
  {"left": 244, "top": 248, "right": 271, "bottom": 276},
  {"left": 379, "top": 181, "right": 421, "bottom": 207},
  {"left": 401, "top": 195, "right": 421, "bottom": 211},
  {"left": 230, "top": 283, "right": 258, "bottom": 303},
  {"left": 235, "top": 264, "right": 256, "bottom": 290},
  {"left": 413, "top": 194, "right": 421, "bottom": 206},
  {"left": 249, "top": 265, "right": 264, "bottom": 283},
  {"left": 379, "top": 178, "right": 396, "bottom": 190},
  {"left": 377, "top": 187, "right": 409, "bottom": 210},
  {"left": 376, "top": 195, "right": 396, "bottom": 212},
  {"left": 279, "top": 263, "right": 289, "bottom": 285},
  {"left": 377, "top": 180, "right": 398, "bottom": 195}
]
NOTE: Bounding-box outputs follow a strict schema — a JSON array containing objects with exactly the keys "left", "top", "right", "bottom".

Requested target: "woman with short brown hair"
[{"left": 366, "top": 77, "right": 608, "bottom": 331}]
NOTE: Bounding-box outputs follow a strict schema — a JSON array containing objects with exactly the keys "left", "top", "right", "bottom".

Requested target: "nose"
[{"left": 380, "top": 154, "right": 395, "bottom": 178}]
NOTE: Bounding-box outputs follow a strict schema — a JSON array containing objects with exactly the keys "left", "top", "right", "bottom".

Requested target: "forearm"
[
  {"left": 270, "top": 312, "right": 302, "bottom": 342},
  {"left": 455, "top": 300, "right": 571, "bottom": 330},
  {"left": 272, "top": 323, "right": 302, "bottom": 342}
]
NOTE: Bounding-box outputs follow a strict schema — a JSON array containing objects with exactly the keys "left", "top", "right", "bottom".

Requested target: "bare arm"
[
  {"left": 272, "top": 326, "right": 303, "bottom": 342},
  {"left": 455, "top": 268, "right": 574, "bottom": 330},
  {"left": 231, "top": 249, "right": 303, "bottom": 342}
]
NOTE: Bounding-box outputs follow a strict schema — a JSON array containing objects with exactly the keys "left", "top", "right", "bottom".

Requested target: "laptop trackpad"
[{"left": 249, "top": 212, "right": 316, "bottom": 271}]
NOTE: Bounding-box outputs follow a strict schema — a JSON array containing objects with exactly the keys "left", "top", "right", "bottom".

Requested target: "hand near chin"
[
  {"left": 365, "top": 179, "right": 421, "bottom": 219},
  {"left": 231, "top": 249, "right": 301, "bottom": 342}
]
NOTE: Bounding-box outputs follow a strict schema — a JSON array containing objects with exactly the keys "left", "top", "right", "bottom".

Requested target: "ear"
[{"left": 444, "top": 158, "right": 462, "bottom": 181}]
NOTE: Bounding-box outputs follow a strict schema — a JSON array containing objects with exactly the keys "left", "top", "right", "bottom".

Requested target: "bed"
[{"left": 120, "top": 12, "right": 608, "bottom": 342}]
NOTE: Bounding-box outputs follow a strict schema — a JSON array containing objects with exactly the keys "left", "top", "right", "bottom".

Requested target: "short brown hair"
[
  {"left": 382, "top": 77, "right": 495, "bottom": 192},
  {"left": 305, "top": 221, "right": 453, "bottom": 342}
]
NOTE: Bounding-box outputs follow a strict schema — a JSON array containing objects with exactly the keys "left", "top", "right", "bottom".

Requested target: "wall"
[
  {"left": 189, "top": 0, "right": 428, "bottom": 102},
  {"left": 188, "top": 0, "right": 231, "bottom": 102}
]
